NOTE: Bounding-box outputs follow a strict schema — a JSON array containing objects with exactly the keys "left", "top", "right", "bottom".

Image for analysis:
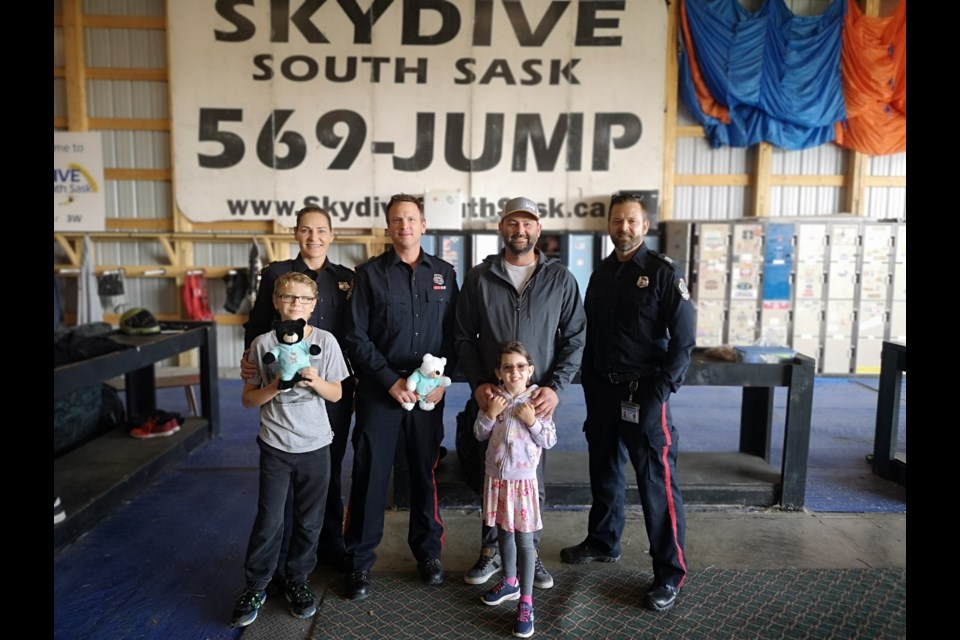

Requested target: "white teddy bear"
[{"left": 402, "top": 353, "right": 452, "bottom": 411}]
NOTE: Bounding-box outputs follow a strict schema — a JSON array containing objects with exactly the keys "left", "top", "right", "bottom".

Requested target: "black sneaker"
[
  {"left": 285, "top": 581, "right": 317, "bottom": 619},
  {"left": 230, "top": 589, "right": 266, "bottom": 628},
  {"left": 464, "top": 548, "right": 502, "bottom": 585},
  {"left": 533, "top": 553, "right": 554, "bottom": 589}
]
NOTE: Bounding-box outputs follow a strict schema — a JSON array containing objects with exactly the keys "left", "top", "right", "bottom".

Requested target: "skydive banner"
[{"left": 168, "top": 1, "right": 666, "bottom": 229}]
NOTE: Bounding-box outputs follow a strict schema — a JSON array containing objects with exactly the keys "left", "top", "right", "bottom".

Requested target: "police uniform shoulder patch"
[{"left": 677, "top": 277, "right": 690, "bottom": 300}]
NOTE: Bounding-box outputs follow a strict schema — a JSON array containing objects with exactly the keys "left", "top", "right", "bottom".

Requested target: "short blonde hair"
[{"left": 273, "top": 272, "right": 318, "bottom": 298}]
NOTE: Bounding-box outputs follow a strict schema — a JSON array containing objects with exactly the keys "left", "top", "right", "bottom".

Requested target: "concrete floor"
[{"left": 366, "top": 508, "right": 907, "bottom": 575}]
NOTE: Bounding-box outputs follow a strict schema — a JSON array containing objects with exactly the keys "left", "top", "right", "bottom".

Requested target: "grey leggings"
[{"left": 497, "top": 526, "right": 536, "bottom": 597}]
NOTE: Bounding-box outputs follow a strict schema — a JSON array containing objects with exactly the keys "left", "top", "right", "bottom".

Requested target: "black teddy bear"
[{"left": 262, "top": 319, "right": 321, "bottom": 391}]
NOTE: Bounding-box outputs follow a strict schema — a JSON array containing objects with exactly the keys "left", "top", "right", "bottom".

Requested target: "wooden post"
[
  {"left": 751, "top": 142, "right": 773, "bottom": 217},
  {"left": 661, "top": 0, "right": 680, "bottom": 221},
  {"left": 62, "top": 0, "right": 88, "bottom": 132}
]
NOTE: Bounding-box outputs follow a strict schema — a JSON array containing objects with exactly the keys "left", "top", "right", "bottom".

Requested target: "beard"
[
  {"left": 505, "top": 234, "right": 536, "bottom": 256},
  {"left": 614, "top": 234, "right": 641, "bottom": 253}
]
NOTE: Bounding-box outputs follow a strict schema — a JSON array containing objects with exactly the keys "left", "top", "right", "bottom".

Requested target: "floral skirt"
[{"left": 482, "top": 476, "right": 542, "bottom": 533}]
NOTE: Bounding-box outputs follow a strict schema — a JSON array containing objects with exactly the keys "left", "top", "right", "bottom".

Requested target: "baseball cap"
[{"left": 500, "top": 196, "right": 541, "bottom": 220}]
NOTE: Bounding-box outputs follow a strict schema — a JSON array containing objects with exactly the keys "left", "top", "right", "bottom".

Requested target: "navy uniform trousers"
[
  {"left": 317, "top": 377, "right": 355, "bottom": 555},
  {"left": 582, "top": 377, "right": 688, "bottom": 589},
  {"left": 344, "top": 384, "right": 445, "bottom": 573}
]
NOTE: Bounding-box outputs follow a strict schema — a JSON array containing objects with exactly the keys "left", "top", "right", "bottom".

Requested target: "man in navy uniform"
[
  {"left": 560, "top": 192, "right": 696, "bottom": 613},
  {"left": 342, "top": 194, "right": 459, "bottom": 600}
]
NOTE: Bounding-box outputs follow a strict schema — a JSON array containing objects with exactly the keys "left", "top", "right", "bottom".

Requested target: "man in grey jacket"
[{"left": 454, "top": 196, "right": 586, "bottom": 591}]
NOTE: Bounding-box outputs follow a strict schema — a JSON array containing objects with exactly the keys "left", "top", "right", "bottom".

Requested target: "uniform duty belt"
[{"left": 606, "top": 372, "right": 651, "bottom": 385}]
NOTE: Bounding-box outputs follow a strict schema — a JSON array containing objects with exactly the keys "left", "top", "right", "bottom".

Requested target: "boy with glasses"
[{"left": 231, "top": 272, "right": 350, "bottom": 627}]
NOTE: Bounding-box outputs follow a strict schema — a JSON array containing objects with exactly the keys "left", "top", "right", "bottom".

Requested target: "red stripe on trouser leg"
[{"left": 659, "top": 402, "right": 687, "bottom": 587}]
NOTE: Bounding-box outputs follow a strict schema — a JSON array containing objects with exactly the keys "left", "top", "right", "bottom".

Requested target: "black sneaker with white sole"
[
  {"left": 230, "top": 589, "right": 266, "bottom": 628},
  {"left": 285, "top": 581, "right": 317, "bottom": 619},
  {"left": 464, "top": 548, "right": 502, "bottom": 585},
  {"left": 533, "top": 554, "right": 554, "bottom": 589}
]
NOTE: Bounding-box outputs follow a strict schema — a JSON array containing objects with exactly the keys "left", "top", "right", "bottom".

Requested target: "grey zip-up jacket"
[{"left": 455, "top": 250, "right": 586, "bottom": 395}]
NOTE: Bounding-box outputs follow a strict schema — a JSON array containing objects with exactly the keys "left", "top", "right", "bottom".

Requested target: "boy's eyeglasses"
[
  {"left": 278, "top": 294, "right": 316, "bottom": 303},
  {"left": 500, "top": 364, "right": 529, "bottom": 373}
]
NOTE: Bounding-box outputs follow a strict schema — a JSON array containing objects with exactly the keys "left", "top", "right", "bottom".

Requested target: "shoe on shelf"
[
  {"left": 230, "top": 589, "right": 267, "bottom": 628},
  {"left": 464, "top": 547, "right": 502, "bottom": 585},
  {"left": 644, "top": 584, "right": 680, "bottom": 612},
  {"left": 513, "top": 602, "right": 535, "bottom": 638},
  {"left": 481, "top": 576, "right": 521, "bottom": 606},
  {"left": 417, "top": 558, "right": 444, "bottom": 585},
  {"left": 533, "top": 552, "right": 553, "bottom": 589},
  {"left": 129, "top": 414, "right": 182, "bottom": 439},
  {"left": 559, "top": 541, "right": 621, "bottom": 565},
  {"left": 54, "top": 496, "right": 66, "bottom": 525},
  {"left": 285, "top": 581, "right": 317, "bottom": 619},
  {"left": 345, "top": 570, "right": 371, "bottom": 600}
]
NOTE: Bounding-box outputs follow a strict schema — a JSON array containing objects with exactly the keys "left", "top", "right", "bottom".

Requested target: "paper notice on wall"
[{"left": 54, "top": 132, "right": 106, "bottom": 232}]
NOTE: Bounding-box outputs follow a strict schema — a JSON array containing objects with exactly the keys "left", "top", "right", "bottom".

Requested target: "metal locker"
[
  {"left": 859, "top": 263, "right": 890, "bottom": 302},
  {"left": 822, "top": 338, "right": 853, "bottom": 374},
  {"left": 694, "top": 299, "right": 726, "bottom": 347},
  {"left": 794, "top": 263, "right": 825, "bottom": 300},
  {"left": 825, "top": 299, "right": 856, "bottom": 338},
  {"left": 828, "top": 224, "right": 860, "bottom": 264},
  {"left": 862, "top": 224, "right": 894, "bottom": 264},
  {"left": 822, "top": 299, "right": 856, "bottom": 374},
  {"left": 728, "top": 299, "right": 759, "bottom": 345},
  {"left": 855, "top": 299, "right": 888, "bottom": 374},
  {"left": 857, "top": 300, "right": 888, "bottom": 339},
  {"left": 730, "top": 223, "right": 762, "bottom": 304},
  {"left": 892, "top": 263, "right": 906, "bottom": 301},
  {"left": 795, "top": 223, "right": 827, "bottom": 263},
  {"left": 694, "top": 223, "right": 729, "bottom": 300},
  {"left": 793, "top": 337, "right": 820, "bottom": 363},
  {"left": 760, "top": 302, "right": 791, "bottom": 347},
  {"left": 889, "top": 303, "right": 906, "bottom": 341},
  {"left": 792, "top": 221, "right": 827, "bottom": 370},
  {"left": 855, "top": 339, "right": 884, "bottom": 374},
  {"left": 793, "top": 299, "right": 823, "bottom": 335},
  {"left": 826, "top": 262, "right": 858, "bottom": 300},
  {"left": 658, "top": 221, "right": 694, "bottom": 266}
]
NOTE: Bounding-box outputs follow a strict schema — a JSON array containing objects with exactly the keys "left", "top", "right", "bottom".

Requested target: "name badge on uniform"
[{"left": 620, "top": 401, "right": 640, "bottom": 424}]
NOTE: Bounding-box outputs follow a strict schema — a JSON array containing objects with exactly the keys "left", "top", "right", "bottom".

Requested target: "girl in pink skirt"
[{"left": 474, "top": 341, "right": 557, "bottom": 638}]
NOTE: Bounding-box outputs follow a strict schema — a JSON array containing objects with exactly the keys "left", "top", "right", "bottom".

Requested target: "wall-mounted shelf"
[{"left": 53, "top": 229, "right": 392, "bottom": 278}]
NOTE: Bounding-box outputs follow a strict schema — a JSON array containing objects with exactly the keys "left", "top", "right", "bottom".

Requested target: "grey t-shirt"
[{"left": 247, "top": 326, "right": 350, "bottom": 453}]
